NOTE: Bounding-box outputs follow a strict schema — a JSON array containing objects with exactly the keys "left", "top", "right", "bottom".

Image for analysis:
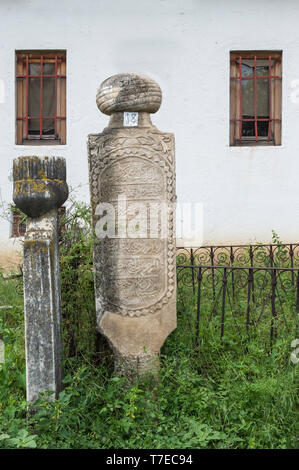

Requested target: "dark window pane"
[
  {"left": 42, "top": 78, "right": 55, "bottom": 117},
  {"left": 43, "top": 63, "right": 55, "bottom": 75},
  {"left": 28, "top": 118, "right": 40, "bottom": 135},
  {"left": 242, "top": 121, "right": 255, "bottom": 137},
  {"left": 28, "top": 77, "right": 40, "bottom": 118},
  {"left": 257, "top": 121, "right": 269, "bottom": 137},
  {"left": 242, "top": 120, "right": 270, "bottom": 138},
  {"left": 29, "top": 63, "right": 40, "bottom": 75},
  {"left": 42, "top": 118, "right": 55, "bottom": 136}
]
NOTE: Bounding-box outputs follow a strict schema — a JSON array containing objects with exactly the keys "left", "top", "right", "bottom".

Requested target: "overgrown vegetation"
[
  {"left": 0, "top": 204, "right": 298, "bottom": 449},
  {"left": 59, "top": 201, "right": 97, "bottom": 362}
]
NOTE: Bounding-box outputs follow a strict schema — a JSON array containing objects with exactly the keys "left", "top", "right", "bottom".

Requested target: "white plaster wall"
[{"left": 0, "top": 0, "right": 299, "bottom": 251}]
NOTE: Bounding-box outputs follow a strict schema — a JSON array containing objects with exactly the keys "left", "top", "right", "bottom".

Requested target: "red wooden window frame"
[
  {"left": 10, "top": 208, "right": 26, "bottom": 238},
  {"left": 230, "top": 51, "right": 282, "bottom": 146},
  {"left": 10, "top": 206, "right": 66, "bottom": 238},
  {"left": 16, "top": 51, "right": 66, "bottom": 144}
]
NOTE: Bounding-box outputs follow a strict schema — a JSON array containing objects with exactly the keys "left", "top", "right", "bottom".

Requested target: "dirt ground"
[{"left": 0, "top": 249, "right": 22, "bottom": 273}]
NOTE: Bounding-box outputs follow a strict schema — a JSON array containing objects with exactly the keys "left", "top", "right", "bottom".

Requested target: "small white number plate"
[{"left": 123, "top": 112, "right": 138, "bottom": 127}]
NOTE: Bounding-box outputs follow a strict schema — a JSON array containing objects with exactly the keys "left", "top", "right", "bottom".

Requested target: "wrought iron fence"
[
  {"left": 176, "top": 245, "right": 299, "bottom": 350},
  {"left": 177, "top": 244, "right": 299, "bottom": 269}
]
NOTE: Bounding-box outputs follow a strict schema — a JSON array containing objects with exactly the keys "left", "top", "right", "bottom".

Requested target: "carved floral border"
[{"left": 88, "top": 129, "right": 176, "bottom": 317}]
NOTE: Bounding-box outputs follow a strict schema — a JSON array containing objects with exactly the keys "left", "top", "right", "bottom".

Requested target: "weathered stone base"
[
  {"left": 98, "top": 294, "right": 176, "bottom": 378},
  {"left": 114, "top": 351, "right": 160, "bottom": 378}
]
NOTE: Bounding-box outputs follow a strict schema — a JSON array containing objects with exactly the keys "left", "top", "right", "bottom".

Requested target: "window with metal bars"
[
  {"left": 230, "top": 51, "right": 282, "bottom": 146},
  {"left": 16, "top": 51, "right": 66, "bottom": 145},
  {"left": 10, "top": 205, "right": 67, "bottom": 238},
  {"left": 10, "top": 207, "right": 26, "bottom": 238}
]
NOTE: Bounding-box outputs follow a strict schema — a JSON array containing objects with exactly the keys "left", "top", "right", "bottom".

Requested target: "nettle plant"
[{"left": 58, "top": 200, "right": 98, "bottom": 362}]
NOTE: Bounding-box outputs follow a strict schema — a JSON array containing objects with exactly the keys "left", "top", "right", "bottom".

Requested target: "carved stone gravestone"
[
  {"left": 88, "top": 74, "right": 177, "bottom": 376},
  {"left": 13, "top": 156, "right": 68, "bottom": 403}
]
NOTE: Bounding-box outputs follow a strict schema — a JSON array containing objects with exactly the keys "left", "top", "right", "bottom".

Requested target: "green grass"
[
  {"left": 0, "top": 209, "right": 298, "bottom": 449},
  {"left": 0, "top": 269, "right": 298, "bottom": 449}
]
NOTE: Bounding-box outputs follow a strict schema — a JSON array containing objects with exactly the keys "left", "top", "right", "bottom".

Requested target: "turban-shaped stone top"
[
  {"left": 13, "top": 156, "right": 68, "bottom": 218},
  {"left": 96, "top": 73, "right": 162, "bottom": 115}
]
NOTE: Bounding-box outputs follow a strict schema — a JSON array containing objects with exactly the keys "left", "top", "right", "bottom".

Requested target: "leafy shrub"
[{"left": 59, "top": 201, "right": 97, "bottom": 362}]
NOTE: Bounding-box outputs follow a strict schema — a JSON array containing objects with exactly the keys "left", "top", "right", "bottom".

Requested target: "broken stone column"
[
  {"left": 13, "top": 156, "right": 68, "bottom": 403},
  {"left": 88, "top": 74, "right": 177, "bottom": 376}
]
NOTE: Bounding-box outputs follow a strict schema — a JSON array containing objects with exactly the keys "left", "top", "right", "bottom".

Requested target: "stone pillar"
[
  {"left": 88, "top": 74, "right": 177, "bottom": 376},
  {"left": 13, "top": 156, "right": 68, "bottom": 403}
]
